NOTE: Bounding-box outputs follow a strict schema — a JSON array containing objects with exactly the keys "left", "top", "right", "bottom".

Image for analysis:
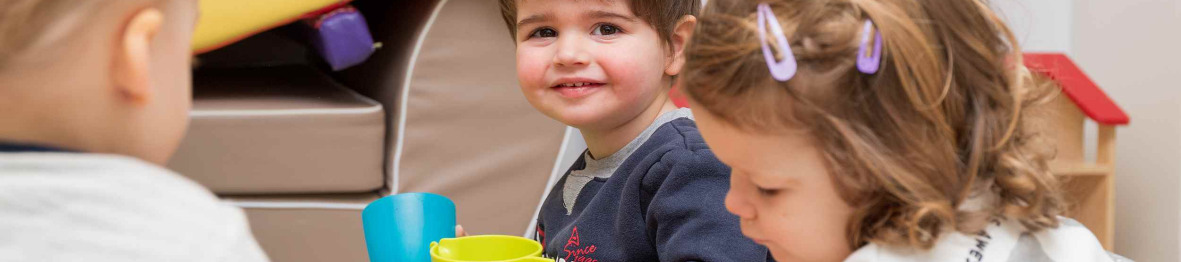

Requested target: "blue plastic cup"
[{"left": 363, "top": 193, "right": 457, "bottom": 262}]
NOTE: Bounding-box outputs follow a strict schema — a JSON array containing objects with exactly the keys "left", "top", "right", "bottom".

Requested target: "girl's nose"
[{"left": 725, "top": 188, "right": 757, "bottom": 219}]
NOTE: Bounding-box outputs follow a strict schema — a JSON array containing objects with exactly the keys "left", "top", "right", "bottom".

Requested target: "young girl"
[{"left": 680, "top": 0, "right": 1125, "bottom": 261}]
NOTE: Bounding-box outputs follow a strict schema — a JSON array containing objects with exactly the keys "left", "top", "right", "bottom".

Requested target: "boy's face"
[
  {"left": 514, "top": 0, "right": 672, "bottom": 130},
  {"left": 137, "top": 0, "right": 198, "bottom": 164},
  {"left": 691, "top": 105, "right": 855, "bottom": 262}
]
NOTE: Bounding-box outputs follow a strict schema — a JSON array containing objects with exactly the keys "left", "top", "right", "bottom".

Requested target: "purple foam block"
[{"left": 309, "top": 7, "right": 376, "bottom": 71}]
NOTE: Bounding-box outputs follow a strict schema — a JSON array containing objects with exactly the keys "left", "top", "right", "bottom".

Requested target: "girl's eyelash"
[
  {"left": 756, "top": 186, "right": 781, "bottom": 196},
  {"left": 736, "top": 170, "right": 780, "bottom": 196}
]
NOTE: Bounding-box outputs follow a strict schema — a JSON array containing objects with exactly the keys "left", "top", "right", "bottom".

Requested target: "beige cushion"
[
  {"left": 169, "top": 65, "right": 386, "bottom": 194},
  {"left": 387, "top": 0, "right": 566, "bottom": 235},
  {"left": 224, "top": 194, "right": 378, "bottom": 262}
]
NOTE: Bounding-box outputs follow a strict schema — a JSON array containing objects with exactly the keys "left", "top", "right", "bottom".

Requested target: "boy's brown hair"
[
  {"left": 497, "top": 0, "right": 700, "bottom": 49},
  {"left": 682, "top": 0, "right": 1064, "bottom": 249}
]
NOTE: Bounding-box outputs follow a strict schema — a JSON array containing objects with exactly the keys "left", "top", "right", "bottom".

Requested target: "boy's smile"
[{"left": 550, "top": 77, "right": 607, "bottom": 98}]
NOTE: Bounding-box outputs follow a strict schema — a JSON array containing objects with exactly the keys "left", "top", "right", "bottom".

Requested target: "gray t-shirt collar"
[{"left": 562, "top": 108, "right": 695, "bottom": 214}]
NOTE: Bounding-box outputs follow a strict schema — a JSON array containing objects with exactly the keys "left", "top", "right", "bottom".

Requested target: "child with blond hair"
[{"left": 0, "top": 1, "right": 268, "bottom": 260}]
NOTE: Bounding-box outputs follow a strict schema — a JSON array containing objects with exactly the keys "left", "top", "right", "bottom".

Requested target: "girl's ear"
[
  {"left": 111, "top": 8, "right": 163, "bottom": 106},
  {"left": 665, "top": 15, "right": 698, "bottom": 76}
]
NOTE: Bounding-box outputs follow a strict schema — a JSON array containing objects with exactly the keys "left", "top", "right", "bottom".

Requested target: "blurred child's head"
[
  {"left": 498, "top": 0, "right": 698, "bottom": 131},
  {"left": 682, "top": 0, "right": 1064, "bottom": 260},
  {"left": 0, "top": 0, "right": 198, "bottom": 164}
]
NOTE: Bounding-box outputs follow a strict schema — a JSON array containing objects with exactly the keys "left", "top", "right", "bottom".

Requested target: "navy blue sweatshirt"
[{"left": 534, "top": 111, "right": 771, "bottom": 262}]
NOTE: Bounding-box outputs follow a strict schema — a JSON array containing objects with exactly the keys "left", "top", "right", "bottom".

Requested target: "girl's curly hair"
[{"left": 681, "top": 0, "right": 1065, "bottom": 249}]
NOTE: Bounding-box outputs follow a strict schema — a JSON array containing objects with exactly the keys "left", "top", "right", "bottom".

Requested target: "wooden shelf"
[
  {"left": 1051, "top": 164, "right": 1114, "bottom": 177},
  {"left": 1051, "top": 163, "right": 1115, "bottom": 250}
]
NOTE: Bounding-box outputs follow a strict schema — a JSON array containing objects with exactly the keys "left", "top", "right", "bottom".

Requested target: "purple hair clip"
[
  {"left": 857, "top": 20, "right": 883, "bottom": 74},
  {"left": 757, "top": 3, "right": 797, "bottom": 82}
]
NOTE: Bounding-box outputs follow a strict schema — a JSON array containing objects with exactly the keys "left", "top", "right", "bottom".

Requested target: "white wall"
[
  {"left": 992, "top": 0, "right": 1073, "bottom": 52},
  {"left": 996, "top": 0, "right": 1181, "bottom": 260},
  {"left": 985, "top": 1, "right": 1181, "bottom": 260},
  {"left": 1073, "top": 0, "right": 1181, "bottom": 261},
  {"left": 994, "top": 0, "right": 1181, "bottom": 261}
]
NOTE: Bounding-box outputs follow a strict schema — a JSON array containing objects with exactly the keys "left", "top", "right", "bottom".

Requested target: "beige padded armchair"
[{"left": 168, "top": 0, "right": 568, "bottom": 261}]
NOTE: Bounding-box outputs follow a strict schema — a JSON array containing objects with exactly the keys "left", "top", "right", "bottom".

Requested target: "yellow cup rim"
[{"left": 430, "top": 235, "right": 546, "bottom": 262}]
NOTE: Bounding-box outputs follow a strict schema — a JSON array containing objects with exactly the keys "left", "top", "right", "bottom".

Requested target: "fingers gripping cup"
[
  {"left": 362, "top": 193, "right": 457, "bottom": 262},
  {"left": 430, "top": 235, "right": 551, "bottom": 262}
]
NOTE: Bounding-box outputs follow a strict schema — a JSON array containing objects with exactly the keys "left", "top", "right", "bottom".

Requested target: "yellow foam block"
[{"left": 192, "top": 0, "right": 346, "bottom": 53}]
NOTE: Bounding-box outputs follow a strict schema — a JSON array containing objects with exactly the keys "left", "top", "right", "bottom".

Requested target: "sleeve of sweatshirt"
[{"left": 642, "top": 148, "right": 772, "bottom": 262}]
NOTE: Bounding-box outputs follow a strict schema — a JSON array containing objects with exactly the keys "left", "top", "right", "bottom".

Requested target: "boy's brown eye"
[
  {"left": 592, "top": 24, "right": 621, "bottom": 36},
  {"left": 531, "top": 28, "right": 558, "bottom": 38}
]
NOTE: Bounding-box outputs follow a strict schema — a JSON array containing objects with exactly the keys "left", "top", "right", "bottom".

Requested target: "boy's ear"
[
  {"left": 664, "top": 15, "right": 697, "bottom": 76},
  {"left": 111, "top": 8, "right": 163, "bottom": 106}
]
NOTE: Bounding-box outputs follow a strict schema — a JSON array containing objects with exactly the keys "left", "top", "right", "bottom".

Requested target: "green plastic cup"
[{"left": 430, "top": 235, "right": 552, "bottom": 262}]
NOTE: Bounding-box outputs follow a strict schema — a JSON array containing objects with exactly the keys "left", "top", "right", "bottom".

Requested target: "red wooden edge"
[{"left": 1024, "top": 53, "right": 1130, "bottom": 125}]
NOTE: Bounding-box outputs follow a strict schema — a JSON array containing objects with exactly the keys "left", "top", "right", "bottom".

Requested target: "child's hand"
[{"left": 455, "top": 225, "right": 467, "bottom": 237}]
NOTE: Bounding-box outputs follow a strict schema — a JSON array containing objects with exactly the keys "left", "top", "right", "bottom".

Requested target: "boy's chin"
[
  {"left": 555, "top": 115, "right": 605, "bottom": 130},
  {"left": 550, "top": 109, "right": 617, "bottom": 130}
]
